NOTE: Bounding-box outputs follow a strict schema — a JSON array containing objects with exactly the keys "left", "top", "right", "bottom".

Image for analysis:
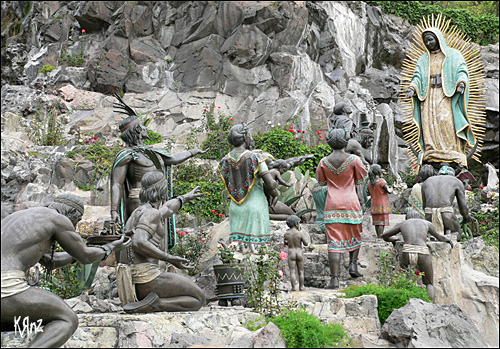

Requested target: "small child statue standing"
[{"left": 284, "top": 215, "right": 311, "bottom": 291}]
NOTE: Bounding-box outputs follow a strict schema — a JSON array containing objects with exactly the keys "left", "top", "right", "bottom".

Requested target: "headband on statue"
[
  {"left": 438, "top": 166, "right": 455, "bottom": 176},
  {"left": 142, "top": 177, "right": 166, "bottom": 190},
  {"left": 54, "top": 197, "right": 84, "bottom": 215},
  {"left": 119, "top": 118, "right": 141, "bottom": 133}
]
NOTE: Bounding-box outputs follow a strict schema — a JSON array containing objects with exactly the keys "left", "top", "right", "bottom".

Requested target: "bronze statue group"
[{"left": 1, "top": 16, "right": 486, "bottom": 348}]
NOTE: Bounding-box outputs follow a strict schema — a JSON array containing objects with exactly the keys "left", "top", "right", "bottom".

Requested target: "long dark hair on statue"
[
  {"left": 119, "top": 115, "right": 143, "bottom": 146},
  {"left": 139, "top": 171, "right": 169, "bottom": 204},
  {"left": 47, "top": 194, "right": 84, "bottom": 223},
  {"left": 369, "top": 164, "right": 383, "bottom": 187},
  {"left": 326, "top": 128, "right": 349, "bottom": 150}
]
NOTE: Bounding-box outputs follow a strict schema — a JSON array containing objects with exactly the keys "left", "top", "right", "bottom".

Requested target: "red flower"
[
  {"left": 480, "top": 186, "right": 484, "bottom": 189},
  {"left": 301, "top": 135, "right": 304, "bottom": 138},
  {"left": 81, "top": 29, "right": 86, "bottom": 33},
  {"left": 218, "top": 106, "right": 221, "bottom": 109},
  {"left": 179, "top": 231, "right": 185, "bottom": 236},
  {"left": 200, "top": 238, "right": 206, "bottom": 242},
  {"left": 289, "top": 126, "right": 293, "bottom": 129},
  {"left": 317, "top": 130, "right": 322, "bottom": 134},
  {"left": 86, "top": 140, "right": 89, "bottom": 143},
  {"left": 121, "top": 144, "right": 124, "bottom": 147},
  {"left": 204, "top": 109, "right": 208, "bottom": 112},
  {"left": 399, "top": 270, "right": 404, "bottom": 273},
  {"left": 466, "top": 188, "right": 472, "bottom": 191},
  {"left": 312, "top": 145, "right": 315, "bottom": 147},
  {"left": 230, "top": 118, "right": 233, "bottom": 121},
  {"left": 302, "top": 130, "right": 305, "bottom": 133},
  {"left": 415, "top": 270, "right": 421, "bottom": 276},
  {"left": 219, "top": 213, "right": 224, "bottom": 217},
  {"left": 94, "top": 136, "right": 98, "bottom": 140},
  {"left": 212, "top": 209, "right": 217, "bottom": 213},
  {"left": 297, "top": 129, "right": 301, "bottom": 132}
]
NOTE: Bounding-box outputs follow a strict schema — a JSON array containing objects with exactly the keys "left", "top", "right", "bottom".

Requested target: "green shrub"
[
  {"left": 169, "top": 228, "right": 211, "bottom": 275},
  {"left": 343, "top": 283, "right": 430, "bottom": 325},
  {"left": 58, "top": 50, "right": 86, "bottom": 67},
  {"left": 174, "top": 181, "right": 227, "bottom": 224},
  {"left": 27, "top": 101, "right": 67, "bottom": 146},
  {"left": 269, "top": 309, "right": 353, "bottom": 348},
  {"left": 196, "top": 105, "right": 234, "bottom": 160},
  {"left": 365, "top": 1, "right": 499, "bottom": 46},
  {"left": 145, "top": 130, "right": 162, "bottom": 145},
  {"left": 39, "top": 64, "right": 56, "bottom": 74}
]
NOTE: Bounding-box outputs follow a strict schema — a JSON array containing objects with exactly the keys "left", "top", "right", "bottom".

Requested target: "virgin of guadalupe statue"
[{"left": 400, "top": 14, "right": 486, "bottom": 174}]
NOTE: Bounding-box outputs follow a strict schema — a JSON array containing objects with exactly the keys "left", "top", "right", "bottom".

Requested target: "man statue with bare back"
[
  {"left": 381, "top": 209, "right": 454, "bottom": 301},
  {"left": 1, "top": 194, "right": 129, "bottom": 348}
]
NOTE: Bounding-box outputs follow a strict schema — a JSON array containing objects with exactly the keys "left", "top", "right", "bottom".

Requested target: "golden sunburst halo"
[{"left": 399, "top": 13, "right": 487, "bottom": 175}]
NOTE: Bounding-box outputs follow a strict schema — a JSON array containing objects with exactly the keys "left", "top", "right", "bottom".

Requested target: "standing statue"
[
  {"left": 1, "top": 194, "right": 129, "bottom": 347},
  {"left": 421, "top": 164, "right": 474, "bottom": 240},
  {"left": 316, "top": 128, "right": 368, "bottom": 289},
  {"left": 110, "top": 94, "right": 206, "bottom": 249},
  {"left": 284, "top": 215, "right": 311, "bottom": 291},
  {"left": 400, "top": 15, "right": 486, "bottom": 173},
  {"left": 116, "top": 171, "right": 206, "bottom": 313},
  {"left": 219, "top": 124, "right": 278, "bottom": 253},
  {"left": 381, "top": 209, "right": 454, "bottom": 301},
  {"left": 367, "top": 164, "right": 391, "bottom": 238},
  {"left": 329, "top": 102, "right": 357, "bottom": 138}
]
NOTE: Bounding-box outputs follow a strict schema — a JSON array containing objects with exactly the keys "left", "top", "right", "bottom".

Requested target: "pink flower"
[
  {"left": 317, "top": 130, "right": 322, "bottom": 134},
  {"left": 278, "top": 270, "right": 284, "bottom": 277},
  {"left": 81, "top": 29, "right": 86, "bottom": 33},
  {"left": 312, "top": 145, "right": 315, "bottom": 147},
  {"left": 179, "top": 231, "right": 185, "bottom": 236},
  {"left": 219, "top": 213, "right": 224, "bottom": 217},
  {"left": 279, "top": 251, "right": 287, "bottom": 260},
  {"left": 200, "top": 238, "right": 206, "bottom": 242},
  {"left": 218, "top": 106, "right": 221, "bottom": 109},
  {"left": 204, "top": 109, "right": 208, "bottom": 112},
  {"left": 212, "top": 209, "right": 217, "bottom": 213}
]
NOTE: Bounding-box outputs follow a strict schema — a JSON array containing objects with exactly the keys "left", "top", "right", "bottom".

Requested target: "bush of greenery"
[
  {"left": 39, "top": 64, "right": 56, "bottom": 74},
  {"left": 174, "top": 181, "right": 227, "bottom": 224},
  {"left": 169, "top": 229, "right": 210, "bottom": 275},
  {"left": 343, "top": 283, "right": 430, "bottom": 325},
  {"left": 465, "top": 187, "right": 499, "bottom": 249},
  {"left": 196, "top": 105, "right": 233, "bottom": 161},
  {"left": 27, "top": 101, "right": 67, "bottom": 146},
  {"left": 342, "top": 250, "right": 431, "bottom": 325},
  {"left": 365, "top": 1, "right": 499, "bottom": 46},
  {"left": 66, "top": 135, "right": 124, "bottom": 192},
  {"left": 246, "top": 309, "right": 353, "bottom": 348}
]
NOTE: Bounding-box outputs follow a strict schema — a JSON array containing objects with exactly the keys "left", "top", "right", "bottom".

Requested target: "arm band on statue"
[
  {"left": 136, "top": 222, "right": 156, "bottom": 238},
  {"left": 100, "top": 245, "right": 112, "bottom": 261}
]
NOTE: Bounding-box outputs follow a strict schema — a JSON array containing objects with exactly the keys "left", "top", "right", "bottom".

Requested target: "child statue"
[
  {"left": 284, "top": 215, "right": 311, "bottom": 291},
  {"left": 367, "top": 164, "right": 391, "bottom": 238},
  {"left": 381, "top": 209, "right": 454, "bottom": 301}
]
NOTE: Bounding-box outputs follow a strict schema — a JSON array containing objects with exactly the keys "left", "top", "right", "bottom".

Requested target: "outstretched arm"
[
  {"left": 159, "top": 186, "right": 203, "bottom": 218},
  {"left": 380, "top": 223, "right": 402, "bottom": 243},
  {"left": 54, "top": 217, "right": 130, "bottom": 265},
  {"left": 162, "top": 145, "right": 208, "bottom": 165},
  {"left": 427, "top": 221, "right": 453, "bottom": 247}
]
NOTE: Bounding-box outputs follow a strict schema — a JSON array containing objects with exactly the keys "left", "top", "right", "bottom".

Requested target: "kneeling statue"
[{"left": 117, "top": 170, "right": 206, "bottom": 313}]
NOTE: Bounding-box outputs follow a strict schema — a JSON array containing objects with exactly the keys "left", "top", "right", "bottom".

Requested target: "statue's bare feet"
[
  {"left": 299, "top": 286, "right": 305, "bottom": 291},
  {"left": 292, "top": 286, "right": 299, "bottom": 291}
]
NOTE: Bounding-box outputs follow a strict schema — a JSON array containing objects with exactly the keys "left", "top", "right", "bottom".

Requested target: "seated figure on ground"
[
  {"left": 116, "top": 170, "right": 206, "bottom": 313},
  {"left": 284, "top": 215, "right": 311, "bottom": 291},
  {"left": 381, "top": 209, "right": 454, "bottom": 301},
  {"left": 421, "top": 164, "right": 474, "bottom": 240},
  {"left": 1, "top": 194, "right": 129, "bottom": 348}
]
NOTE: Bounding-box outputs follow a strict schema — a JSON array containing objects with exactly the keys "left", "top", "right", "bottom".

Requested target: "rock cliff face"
[{"left": 1, "top": 2, "right": 497, "bottom": 188}]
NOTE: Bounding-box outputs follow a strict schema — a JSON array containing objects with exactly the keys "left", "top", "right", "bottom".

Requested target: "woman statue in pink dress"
[{"left": 316, "top": 129, "right": 368, "bottom": 289}]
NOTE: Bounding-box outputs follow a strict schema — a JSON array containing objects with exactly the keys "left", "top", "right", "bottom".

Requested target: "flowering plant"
[
  {"left": 216, "top": 239, "right": 239, "bottom": 265},
  {"left": 170, "top": 229, "right": 211, "bottom": 275},
  {"left": 243, "top": 244, "right": 288, "bottom": 316}
]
